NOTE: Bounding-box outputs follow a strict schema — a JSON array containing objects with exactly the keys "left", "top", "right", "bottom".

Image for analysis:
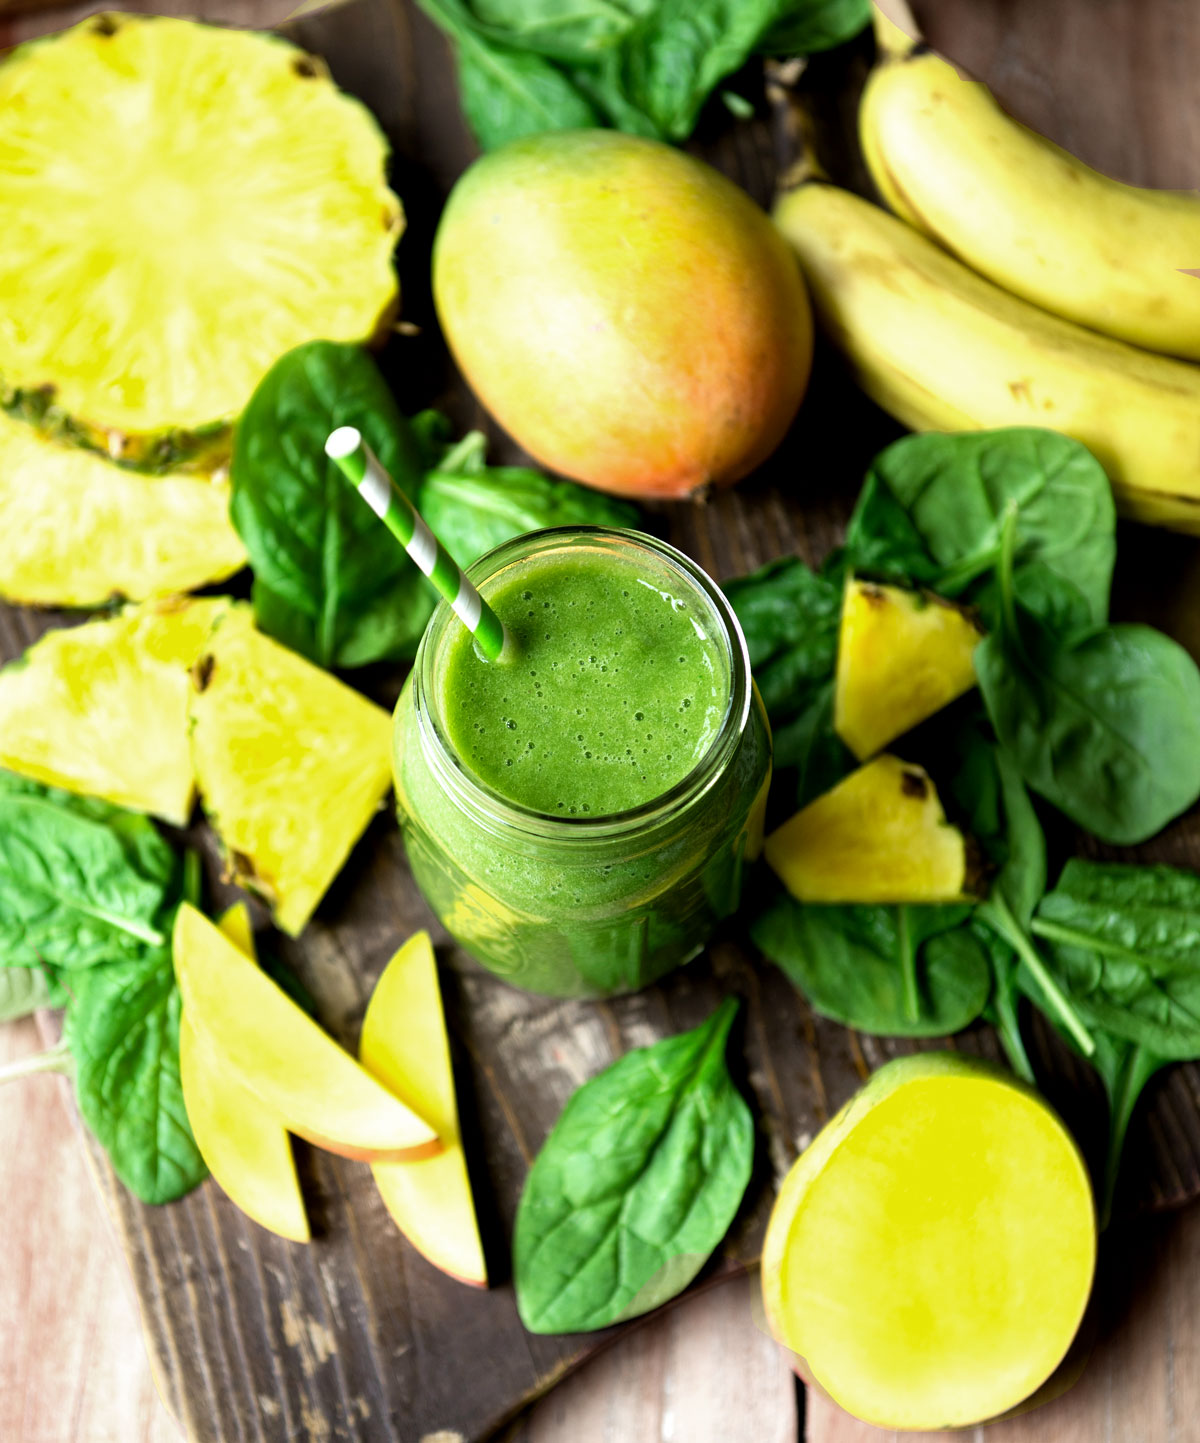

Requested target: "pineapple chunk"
[
  {"left": 764, "top": 755, "right": 968, "bottom": 904},
  {"left": 0, "top": 412, "right": 244, "bottom": 606},
  {"left": 0, "top": 598, "right": 227, "bottom": 824},
  {"left": 835, "top": 579, "right": 982, "bottom": 760},
  {"left": 189, "top": 607, "right": 392, "bottom": 936},
  {"left": 0, "top": 14, "right": 400, "bottom": 467}
]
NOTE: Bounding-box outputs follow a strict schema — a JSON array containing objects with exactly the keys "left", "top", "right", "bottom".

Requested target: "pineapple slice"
[
  {"left": 764, "top": 755, "right": 969, "bottom": 904},
  {"left": 0, "top": 412, "right": 244, "bottom": 606},
  {"left": 835, "top": 579, "right": 982, "bottom": 760},
  {"left": 0, "top": 14, "right": 400, "bottom": 469},
  {"left": 189, "top": 606, "right": 392, "bottom": 936},
  {"left": 0, "top": 598, "right": 227, "bottom": 824}
]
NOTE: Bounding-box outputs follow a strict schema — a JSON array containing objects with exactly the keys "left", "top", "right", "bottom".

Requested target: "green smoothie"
[
  {"left": 394, "top": 529, "right": 771, "bottom": 998},
  {"left": 439, "top": 549, "right": 727, "bottom": 817}
]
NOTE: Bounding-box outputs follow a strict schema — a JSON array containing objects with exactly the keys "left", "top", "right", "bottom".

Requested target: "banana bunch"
[{"left": 775, "top": 39, "right": 1200, "bottom": 532}]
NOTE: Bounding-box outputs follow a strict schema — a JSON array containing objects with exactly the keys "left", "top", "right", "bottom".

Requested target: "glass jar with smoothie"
[{"left": 393, "top": 527, "right": 771, "bottom": 998}]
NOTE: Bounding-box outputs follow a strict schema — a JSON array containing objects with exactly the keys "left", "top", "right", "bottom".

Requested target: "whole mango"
[{"left": 433, "top": 130, "right": 812, "bottom": 500}]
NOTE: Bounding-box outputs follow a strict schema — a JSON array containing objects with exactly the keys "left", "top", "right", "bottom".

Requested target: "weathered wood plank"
[
  {"left": 0, "top": 1019, "right": 178, "bottom": 1443},
  {"left": 3, "top": 2, "right": 1200, "bottom": 1439}
]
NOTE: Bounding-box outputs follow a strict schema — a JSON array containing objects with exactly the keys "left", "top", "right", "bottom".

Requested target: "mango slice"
[
  {"left": 361, "top": 932, "right": 488, "bottom": 1287},
  {"left": 761, "top": 1053, "right": 1095, "bottom": 1430},
  {"left": 764, "top": 754, "right": 968, "bottom": 903},
  {"left": 835, "top": 578, "right": 982, "bottom": 759},
  {"left": 0, "top": 597, "right": 227, "bottom": 825},
  {"left": 173, "top": 904, "right": 438, "bottom": 1162},
  {"left": 0, "top": 411, "right": 244, "bottom": 607},
  {"left": 180, "top": 904, "right": 310, "bottom": 1243},
  {"left": 188, "top": 605, "right": 392, "bottom": 936}
]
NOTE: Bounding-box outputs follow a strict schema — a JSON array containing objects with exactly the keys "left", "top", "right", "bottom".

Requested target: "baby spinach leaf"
[
  {"left": 1031, "top": 860, "right": 1200, "bottom": 1058},
  {"left": 419, "top": 0, "right": 868, "bottom": 149},
  {"left": 418, "top": 441, "right": 639, "bottom": 570},
  {"left": 846, "top": 429, "right": 1116, "bottom": 631},
  {"left": 725, "top": 557, "right": 852, "bottom": 812},
  {"left": 0, "top": 788, "right": 175, "bottom": 969},
  {"left": 752, "top": 897, "right": 990, "bottom": 1037},
  {"left": 770, "top": 683, "right": 854, "bottom": 810},
  {"left": 945, "top": 726, "right": 1093, "bottom": 1067},
  {"left": 418, "top": 0, "right": 601, "bottom": 147},
  {"left": 977, "top": 610, "right": 1200, "bottom": 846},
  {"left": 0, "top": 778, "right": 202, "bottom": 1204},
  {"left": 761, "top": 0, "right": 871, "bottom": 53},
  {"left": 455, "top": 24, "right": 602, "bottom": 146},
  {"left": 231, "top": 342, "right": 435, "bottom": 669},
  {"left": 602, "top": 0, "right": 797, "bottom": 141},
  {"left": 66, "top": 948, "right": 206, "bottom": 1206},
  {"left": 724, "top": 556, "right": 841, "bottom": 726},
  {"left": 1089, "top": 1034, "right": 1168, "bottom": 1227},
  {"left": 1020, "top": 944, "right": 1170, "bottom": 1228},
  {"left": 458, "top": 0, "right": 646, "bottom": 64},
  {"left": 0, "top": 964, "right": 65, "bottom": 1022},
  {"left": 1024, "top": 857, "right": 1200, "bottom": 1220},
  {"left": 0, "top": 772, "right": 179, "bottom": 898},
  {"left": 514, "top": 998, "right": 752, "bottom": 1333}
]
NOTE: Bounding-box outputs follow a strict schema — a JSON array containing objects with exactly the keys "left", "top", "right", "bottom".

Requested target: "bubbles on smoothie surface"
[{"left": 440, "top": 550, "right": 728, "bottom": 815}]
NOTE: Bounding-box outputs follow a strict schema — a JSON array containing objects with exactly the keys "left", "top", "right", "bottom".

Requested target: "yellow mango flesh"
[
  {"left": 188, "top": 605, "right": 392, "bottom": 936},
  {"left": 433, "top": 129, "right": 812, "bottom": 499},
  {"left": 179, "top": 904, "right": 310, "bottom": 1244},
  {"left": 361, "top": 932, "right": 488, "bottom": 1288},
  {"left": 835, "top": 578, "right": 982, "bottom": 759},
  {"left": 173, "top": 904, "right": 438, "bottom": 1162},
  {"left": 764, "top": 754, "right": 967, "bottom": 903},
  {"left": 215, "top": 900, "right": 256, "bottom": 960},
  {"left": 761, "top": 1054, "right": 1096, "bottom": 1430},
  {"left": 0, "top": 597, "right": 227, "bottom": 824}
]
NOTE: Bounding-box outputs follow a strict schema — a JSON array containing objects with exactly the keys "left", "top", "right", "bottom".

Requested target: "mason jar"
[{"left": 392, "top": 527, "right": 771, "bottom": 998}]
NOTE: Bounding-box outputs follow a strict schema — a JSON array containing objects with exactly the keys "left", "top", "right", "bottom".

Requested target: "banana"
[
  {"left": 773, "top": 182, "right": 1200, "bottom": 532},
  {"left": 859, "top": 50, "right": 1200, "bottom": 360}
]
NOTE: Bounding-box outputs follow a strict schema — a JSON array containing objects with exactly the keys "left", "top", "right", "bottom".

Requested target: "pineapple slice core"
[
  {"left": 0, "top": 14, "right": 400, "bottom": 460},
  {"left": 0, "top": 598, "right": 228, "bottom": 825},
  {"left": 189, "top": 606, "right": 392, "bottom": 936},
  {"left": 835, "top": 578, "right": 982, "bottom": 760},
  {"left": 764, "top": 754, "right": 968, "bottom": 904}
]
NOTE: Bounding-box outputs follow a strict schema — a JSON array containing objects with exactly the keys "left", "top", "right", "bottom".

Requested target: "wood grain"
[
  {"left": 0, "top": 1020, "right": 178, "bottom": 1443},
  {"left": 3, "top": 1, "right": 1200, "bottom": 1440},
  {"left": 0, "top": 1018, "right": 799, "bottom": 1443}
]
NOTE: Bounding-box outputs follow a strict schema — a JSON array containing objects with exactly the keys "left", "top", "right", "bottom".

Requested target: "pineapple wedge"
[
  {"left": 0, "top": 598, "right": 227, "bottom": 824},
  {"left": 189, "top": 606, "right": 392, "bottom": 936},
  {"left": 0, "top": 412, "right": 244, "bottom": 606},
  {"left": 764, "top": 755, "right": 969, "bottom": 904},
  {"left": 0, "top": 14, "right": 401, "bottom": 469},
  {"left": 835, "top": 579, "right": 982, "bottom": 760}
]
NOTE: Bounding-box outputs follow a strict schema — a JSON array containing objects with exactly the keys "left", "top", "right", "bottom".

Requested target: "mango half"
[
  {"left": 433, "top": 130, "right": 812, "bottom": 500},
  {"left": 761, "top": 1053, "right": 1096, "bottom": 1430}
]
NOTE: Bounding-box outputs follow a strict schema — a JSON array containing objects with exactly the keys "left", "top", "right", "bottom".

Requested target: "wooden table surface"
[
  {"left": 5, "top": 1, "right": 1200, "bottom": 1440},
  {"left": 5, "top": 1004, "right": 1200, "bottom": 1443}
]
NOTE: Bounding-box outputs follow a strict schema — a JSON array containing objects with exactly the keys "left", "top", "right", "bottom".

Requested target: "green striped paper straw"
[{"left": 325, "top": 426, "right": 509, "bottom": 660}]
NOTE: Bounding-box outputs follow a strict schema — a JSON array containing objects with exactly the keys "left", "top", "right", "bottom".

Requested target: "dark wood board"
[{"left": 7, "top": 2, "right": 1200, "bottom": 1439}]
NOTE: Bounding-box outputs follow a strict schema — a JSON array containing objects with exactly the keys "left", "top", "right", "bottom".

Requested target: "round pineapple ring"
[{"left": 0, "top": 13, "right": 401, "bottom": 468}]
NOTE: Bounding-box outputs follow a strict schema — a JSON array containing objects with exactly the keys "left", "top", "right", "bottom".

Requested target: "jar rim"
[{"left": 410, "top": 526, "right": 753, "bottom": 841}]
